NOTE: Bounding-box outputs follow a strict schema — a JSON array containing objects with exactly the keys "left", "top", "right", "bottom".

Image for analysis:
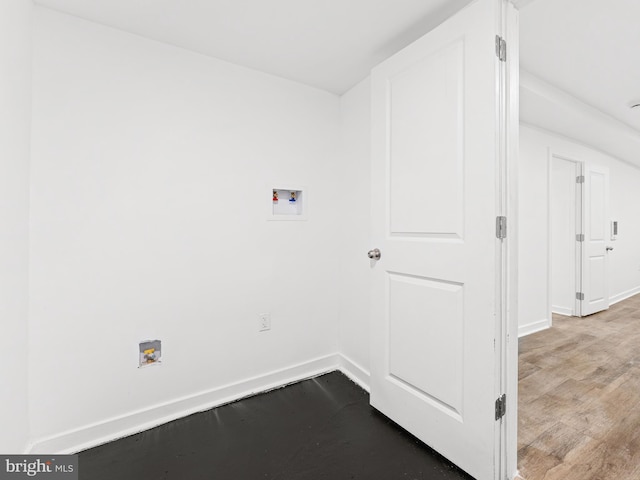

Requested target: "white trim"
[
  {"left": 518, "top": 318, "right": 550, "bottom": 338},
  {"left": 504, "top": 3, "right": 520, "bottom": 479},
  {"left": 27, "top": 353, "right": 371, "bottom": 455},
  {"left": 551, "top": 306, "right": 573, "bottom": 317},
  {"left": 610, "top": 286, "right": 640, "bottom": 305},
  {"left": 28, "top": 354, "right": 341, "bottom": 455},
  {"left": 337, "top": 354, "right": 370, "bottom": 392},
  {"left": 510, "top": 0, "right": 538, "bottom": 9},
  {"left": 546, "top": 148, "right": 553, "bottom": 326}
]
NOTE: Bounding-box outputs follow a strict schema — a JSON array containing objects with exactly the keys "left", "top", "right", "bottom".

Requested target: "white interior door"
[
  {"left": 580, "top": 164, "right": 610, "bottom": 316},
  {"left": 550, "top": 156, "right": 581, "bottom": 316},
  {"left": 370, "top": 0, "right": 506, "bottom": 479}
]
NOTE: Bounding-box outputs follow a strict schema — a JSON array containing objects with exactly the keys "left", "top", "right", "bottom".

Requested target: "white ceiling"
[
  {"left": 520, "top": 0, "right": 640, "bottom": 132},
  {"left": 33, "top": 0, "right": 474, "bottom": 95},
  {"left": 32, "top": 0, "right": 640, "bottom": 160}
]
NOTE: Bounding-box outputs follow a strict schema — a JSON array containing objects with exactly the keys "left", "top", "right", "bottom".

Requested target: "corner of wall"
[
  {"left": 337, "top": 353, "right": 370, "bottom": 393},
  {"left": 0, "top": 0, "right": 32, "bottom": 454},
  {"left": 336, "top": 77, "right": 372, "bottom": 378}
]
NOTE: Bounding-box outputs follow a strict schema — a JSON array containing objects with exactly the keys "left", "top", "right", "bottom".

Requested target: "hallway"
[{"left": 518, "top": 295, "right": 640, "bottom": 479}]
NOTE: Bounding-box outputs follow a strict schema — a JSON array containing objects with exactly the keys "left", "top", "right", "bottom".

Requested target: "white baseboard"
[
  {"left": 518, "top": 318, "right": 550, "bottom": 338},
  {"left": 28, "top": 353, "right": 343, "bottom": 455},
  {"left": 337, "top": 354, "right": 370, "bottom": 392},
  {"left": 551, "top": 305, "right": 573, "bottom": 316},
  {"left": 610, "top": 286, "right": 640, "bottom": 305}
]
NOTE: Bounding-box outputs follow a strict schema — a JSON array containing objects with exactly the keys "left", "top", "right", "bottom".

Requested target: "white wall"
[
  {"left": 0, "top": 0, "right": 32, "bottom": 454},
  {"left": 337, "top": 78, "right": 372, "bottom": 385},
  {"left": 29, "top": 7, "right": 347, "bottom": 452},
  {"left": 519, "top": 124, "right": 640, "bottom": 335}
]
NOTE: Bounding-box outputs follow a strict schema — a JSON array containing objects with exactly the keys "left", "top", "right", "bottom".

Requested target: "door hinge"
[
  {"left": 495, "top": 35, "right": 507, "bottom": 62},
  {"left": 576, "top": 292, "right": 585, "bottom": 300},
  {"left": 495, "top": 394, "right": 507, "bottom": 420},
  {"left": 576, "top": 175, "right": 585, "bottom": 184},
  {"left": 576, "top": 233, "right": 585, "bottom": 242},
  {"left": 496, "top": 216, "right": 507, "bottom": 239}
]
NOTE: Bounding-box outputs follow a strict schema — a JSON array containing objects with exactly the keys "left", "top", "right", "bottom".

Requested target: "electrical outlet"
[{"left": 258, "top": 313, "right": 271, "bottom": 332}]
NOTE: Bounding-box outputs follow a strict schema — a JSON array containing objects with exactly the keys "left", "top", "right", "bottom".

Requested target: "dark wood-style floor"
[
  {"left": 79, "top": 371, "right": 472, "bottom": 480},
  {"left": 518, "top": 294, "right": 640, "bottom": 480}
]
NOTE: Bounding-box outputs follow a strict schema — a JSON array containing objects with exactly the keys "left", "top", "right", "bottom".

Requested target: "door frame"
[
  {"left": 544, "top": 152, "right": 611, "bottom": 323},
  {"left": 547, "top": 152, "right": 584, "bottom": 320},
  {"left": 504, "top": 1, "right": 519, "bottom": 478}
]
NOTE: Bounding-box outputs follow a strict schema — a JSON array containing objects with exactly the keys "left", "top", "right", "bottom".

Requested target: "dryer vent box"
[{"left": 139, "top": 340, "right": 161, "bottom": 368}]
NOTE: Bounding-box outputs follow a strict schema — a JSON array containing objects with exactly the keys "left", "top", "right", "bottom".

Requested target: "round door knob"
[{"left": 367, "top": 248, "right": 381, "bottom": 260}]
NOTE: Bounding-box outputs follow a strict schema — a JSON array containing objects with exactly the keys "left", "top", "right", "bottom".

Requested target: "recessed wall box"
[
  {"left": 269, "top": 186, "right": 307, "bottom": 221},
  {"left": 139, "top": 340, "right": 161, "bottom": 368}
]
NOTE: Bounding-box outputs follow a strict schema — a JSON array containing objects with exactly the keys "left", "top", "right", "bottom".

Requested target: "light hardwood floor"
[{"left": 518, "top": 294, "right": 640, "bottom": 480}]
